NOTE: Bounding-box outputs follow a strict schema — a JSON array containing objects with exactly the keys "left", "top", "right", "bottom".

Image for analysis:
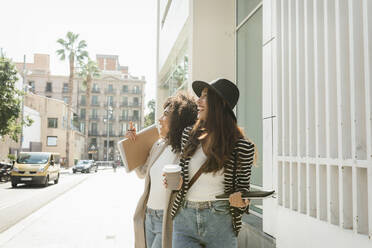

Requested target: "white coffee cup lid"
[{"left": 163, "top": 164, "right": 181, "bottom": 173}]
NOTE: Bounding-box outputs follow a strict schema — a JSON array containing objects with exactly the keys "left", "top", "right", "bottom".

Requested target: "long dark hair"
[
  {"left": 164, "top": 92, "right": 198, "bottom": 153},
  {"left": 183, "top": 89, "right": 244, "bottom": 173}
]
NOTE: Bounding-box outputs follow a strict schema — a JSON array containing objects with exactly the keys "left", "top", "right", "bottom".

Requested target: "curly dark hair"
[{"left": 163, "top": 92, "right": 198, "bottom": 153}]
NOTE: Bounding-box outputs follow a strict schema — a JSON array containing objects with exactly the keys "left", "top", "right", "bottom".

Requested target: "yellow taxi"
[{"left": 10, "top": 152, "right": 60, "bottom": 188}]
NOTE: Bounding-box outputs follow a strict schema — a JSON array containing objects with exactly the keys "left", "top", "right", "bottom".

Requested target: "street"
[{"left": 0, "top": 167, "right": 144, "bottom": 247}]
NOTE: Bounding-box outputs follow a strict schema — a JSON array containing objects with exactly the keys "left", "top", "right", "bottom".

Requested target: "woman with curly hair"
[{"left": 126, "top": 92, "right": 197, "bottom": 248}]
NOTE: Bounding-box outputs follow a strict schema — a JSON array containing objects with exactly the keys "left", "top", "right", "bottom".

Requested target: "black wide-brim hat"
[{"left": 192, "top": 78, "right": 239, "bottom": 121}]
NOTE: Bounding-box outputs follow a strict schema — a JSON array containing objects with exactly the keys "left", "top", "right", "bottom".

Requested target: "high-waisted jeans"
[
  {"left": 172, "top": 200, "right": 237, "bottom": 248},
  {"left": 145, "top": 208, "right": 163, "bottom": 248}
]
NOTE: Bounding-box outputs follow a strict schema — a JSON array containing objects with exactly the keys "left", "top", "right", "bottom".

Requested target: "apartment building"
[
  {"left": 80, "top": 54, "right": 146, "bottom": 161},
  {"left": 16, "top": 54, "right": 146, "bottom": 161},
  {"left": 22, "top": 93, "right": 85, "bottom": 166},
  {"left": 156, "top": 1, "right": 371, "bottom": 247}
]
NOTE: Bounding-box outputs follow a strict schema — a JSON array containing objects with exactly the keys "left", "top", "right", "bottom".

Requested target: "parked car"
[
  {"left": 0, "top": 162, "right": 12, "bottom": 182},
  {"left": 10, "top": 152, "right": 60, "bottom": 188},
  {"left": 73, "top": 160, "right": 98, "bottom": 173}
]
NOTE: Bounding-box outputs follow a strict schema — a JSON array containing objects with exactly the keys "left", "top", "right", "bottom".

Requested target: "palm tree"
[
  {"left": 56, "top": 32, "right": 88, "bottom": 167},
  {"left": 79, "top": 58, "right": 100, "bottom": 158}
]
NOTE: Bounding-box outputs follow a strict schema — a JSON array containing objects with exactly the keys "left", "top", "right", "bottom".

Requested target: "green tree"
[
  {"left": 79, "top": 58, "right": 100, "bottom": 158},
  {"left": 56, "top": 31, "right": 88, "bottom": 166},
  {"left": 0, "top": 55, "right": 33, "bottom": 142},
  {"left": 144, "top": 99, "right": 155, "bottom": 128}
]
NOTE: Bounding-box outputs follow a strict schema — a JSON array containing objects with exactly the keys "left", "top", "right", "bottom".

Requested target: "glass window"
[
  {"left": 91, "top": 123, "right": 98, "bottom": 132},
  {"left": 63, "top": 83, "right": 69, "bottom": 93},
  {"left": 80, "top": 122, "right": 85, "bottom": 133},
  {"left": 108, "top": 96, "right": 114, "bottom": 105},
  {"left": 63, "top": 97, "right": 68, "bottom": 103},
  {"left": 236, "top": 7, "right": 263, "bottom": 213},
  {"left": 92, "top": 109, "right": 98, "bottom": 117},
  {"left": 133, "top": 110, "right": 139, "bottom": 120},
  {"left": 237, "top": 0, "right": 262, "bottom": 26},
  {"left": 48, "top": 118, "right": 58, "bottom": 128},
  {"left": 133, "top": 97, "right": 139, "bottom": 105},
  {"left": 92, "top": 95, "right": 98, "bottom": 104},
  {"left": 46, "top": 82, "right": 53, "bottom": 92},
  {"left": 80, "top": 109, "right": 86, "bottom": 118},
  {"left": 47, "top": 136, "right": 58, "bottom": 146},
  {"left": 108, "top": 84, "right": 114, "bottom": 91},
  {"left": 122, "top": 109, "right": 128, "bottom": 118},
  {"left": 91, "top": 138, "right": 97, "bottom": 144},
  {"left": 122, "top": 85, "right": 128, "bottom": 93}
]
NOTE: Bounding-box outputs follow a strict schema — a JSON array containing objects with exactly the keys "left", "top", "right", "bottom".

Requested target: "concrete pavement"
[{"left": 0, "top": 168, "right": 144, "bottom": 248}]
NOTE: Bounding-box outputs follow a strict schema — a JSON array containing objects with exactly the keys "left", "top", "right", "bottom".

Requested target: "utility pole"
[
  {"left": 105, "top": 97, "right": 113, "bottom": 162},
  {"left": 19, "top": 55, "right": 26, "bottom": 153},
  {"left": 106, "top": 97, "right": 109, "bottom": 161}
]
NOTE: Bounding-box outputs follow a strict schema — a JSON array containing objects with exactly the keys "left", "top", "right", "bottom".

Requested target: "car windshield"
[
  {"left": 17, "top": 154, "right": 50, "bottom": 165},
  {"left": 77, "top": 161, "right": 90, "bottom": 165}
]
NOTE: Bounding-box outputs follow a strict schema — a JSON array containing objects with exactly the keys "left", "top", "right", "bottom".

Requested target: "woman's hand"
[
  {"left": 125, "top": 121, "right": 137, "bottom": 141},
  {"left": 162, "top": 173, "right": 183, "bottom": 190},
  {"left": 229, "top": 192, "right": 250, "bottom": 208}
]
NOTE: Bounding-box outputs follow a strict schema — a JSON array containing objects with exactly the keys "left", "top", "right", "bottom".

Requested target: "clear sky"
[{"left": 0, "top": 0, "right": 157, "bottom": 112}]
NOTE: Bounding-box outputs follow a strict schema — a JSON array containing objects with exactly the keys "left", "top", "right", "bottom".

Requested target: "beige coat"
[{"left": 133, "top": 139, "right": 178, "bottom": 248}]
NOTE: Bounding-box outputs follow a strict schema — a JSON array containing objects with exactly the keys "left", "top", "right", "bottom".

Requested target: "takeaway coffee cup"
[{"left": 163, "top": 164, "right": 182, "bottom": 190}]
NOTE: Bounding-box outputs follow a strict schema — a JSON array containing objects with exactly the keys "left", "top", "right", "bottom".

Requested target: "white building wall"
[
  {"left": 190, "top": 0, "right": 235, "bottom": 83},
  {"left": 22, "top": 106, "right": 41, "bottom": 149},
  {"left": 263, "top": 0, "right": 372, "bottom": 247}
]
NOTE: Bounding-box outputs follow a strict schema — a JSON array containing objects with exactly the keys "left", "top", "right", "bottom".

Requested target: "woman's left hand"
[{"left": 229, "top": 192, "right": 250, "bottom": 208}]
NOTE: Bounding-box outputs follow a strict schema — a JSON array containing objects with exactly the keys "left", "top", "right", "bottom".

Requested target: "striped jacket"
[{"left": 170, "top": 126, "right": 255, "bottom": 235}]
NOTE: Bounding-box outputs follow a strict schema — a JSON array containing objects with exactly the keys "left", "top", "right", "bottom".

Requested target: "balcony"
[
  {"left": 119, "top": 116, "right": 130, "bottom": 121},
  {"left": 88, "top": 131, "right": 99, "bottom": 136},
  {"left": 89, "top": 115, "right": 100, "bottom": 121},
  {"left": 105, "top": 89, "right": 116, "bottom": 94},
  {"left": 104, "top": 102, "right": 117, "bottom": 108},
  {"left": 102, "top": 131, "right": 116, "bottom": 136},
  {"left": 120, "top": 102, "right": 141, "bottom": 108},
  {"left": 92, "top": 88, "right": 100, "bottom": 93},
  {"left": 130, "top": 102, "right": 141, "bottom": 107},
  {"left": 104, "top": 116, "right": 116, "bottom": 121},
  {"left": 91, "top": 102, "right": 100, "bottom": 107},
  {"left": 119, "top": 116, "right": 139, "bottom": 122},
  {"left": 120, "top": 102, "right": 129, "bottom": 107}
]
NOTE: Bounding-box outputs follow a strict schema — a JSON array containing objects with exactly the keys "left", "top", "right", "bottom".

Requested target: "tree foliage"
[
  {"left": 0, "top": 55, "right": 33, "bottom": 141},
  {"left": 144, "top": 99, "right": 155, "bottom": 128}
]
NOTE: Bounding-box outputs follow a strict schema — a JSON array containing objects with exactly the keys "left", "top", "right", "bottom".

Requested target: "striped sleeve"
[
  {"left": 180, "top": 126, "right": 192, "bottom": 153},
  {"left": 235, "top": 139, "right": 255, "bottom": 214}
]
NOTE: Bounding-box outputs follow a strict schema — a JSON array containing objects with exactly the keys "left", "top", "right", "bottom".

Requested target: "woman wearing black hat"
[{"left": 168, "top": 78, "right": 256, "bottom": 248}]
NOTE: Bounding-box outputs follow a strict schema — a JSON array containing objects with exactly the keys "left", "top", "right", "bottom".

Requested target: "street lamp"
[
  {"left": 104, "top": 98, "right": 113, "bottom": 162},
  {"left": 19, "top": 55, "right": 32, "bottom": 152}
]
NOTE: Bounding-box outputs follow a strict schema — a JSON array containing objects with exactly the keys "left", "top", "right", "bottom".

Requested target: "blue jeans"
[
  {"left": 145, "top": 208, "right": 163, "bottom": 248},
  {"left": 172, "top": 200, "right": 237, "bottom": 248}
]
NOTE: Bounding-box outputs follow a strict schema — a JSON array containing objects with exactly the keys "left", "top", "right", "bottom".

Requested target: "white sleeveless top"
[
  {"left": 186, "top": 147, "right": 225, "bottom": 201},
  {"left": 147, "top": 145, "right": 178, "bottom": 210}
]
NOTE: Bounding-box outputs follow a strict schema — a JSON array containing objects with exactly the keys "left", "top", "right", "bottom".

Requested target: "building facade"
[
  {"left": 156, "top": 0, "right": 372, "bottom": 247},
  {"left": 77, "top": 54, "right": 145, "bottom": 161},
  {"left": 16, "top": 54, "right": 146, "bottom": 161},
  {"left": 24, "top": 93, "right": 85, "bottom": 166}
]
